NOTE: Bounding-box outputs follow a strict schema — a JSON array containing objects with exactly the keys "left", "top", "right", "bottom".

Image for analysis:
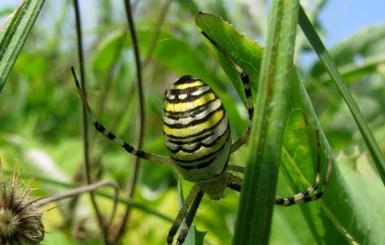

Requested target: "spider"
[{"left": 71, "top": 28, "right": 332, "bottom": 245}]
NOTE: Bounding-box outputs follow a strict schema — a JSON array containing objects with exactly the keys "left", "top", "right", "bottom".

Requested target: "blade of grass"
[
  {"left": 233, "top": 1, "right": 299, "bottom": 244},
  {"left": 298, "top": 6, "right": 385, "bottom": 185},
  {"left": 0, "top": 0, "right": 45, "bottom": 93},
  {"left": 317, "top": 53, "right": 385, "bottom": 84}
]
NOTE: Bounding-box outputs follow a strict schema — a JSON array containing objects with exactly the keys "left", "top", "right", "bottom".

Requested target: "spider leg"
[
  {"left": 200, "top": 32, "right": 254, "bottom": 153},
  {"left": 275, "top": 150, "right": 332, "bottom": 205},
  {"left": 275, "top": 131, "right": 333, "bottom": 206},
  {"left": 227, "top": 154, "right": 332, "bottom": 204},
  {"left": 231, "top": 126, "right": 251, "bottom": 153},
  {"left": 167, "top": 185, "right": 201, "bottom": 245},
  {"left": 227, "top": 173, "right": 242, "bottom": 192},
  {"left": 227, "top": 130, "right": 333, "bottom": 205},
  {"left": 176, "top": 190, "right": 204, "bottom": 245},
  {"left": 227, "top": 164, "right": 244, "bottom": 174},
  {"left": 71, "top": 67, "right": 172, "bottom": 165},
  {"left": 229, "top": 69, "right": 253, "bottom": 153}
]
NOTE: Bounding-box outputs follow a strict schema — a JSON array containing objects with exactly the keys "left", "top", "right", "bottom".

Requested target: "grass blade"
[
  {"left": 0, "top": 0, "right": 46, "bottom": 93},
  {"left": 299, "top": 6, "right": 385, "bottom": 185}
]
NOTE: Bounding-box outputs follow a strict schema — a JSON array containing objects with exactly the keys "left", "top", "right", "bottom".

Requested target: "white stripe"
[
  {"left": 163, "top": 99, "right": 222, "bottom": 125},
  {"left": 165, "top": 114, "right": 228, "bottom": 152},
  {"left": 191, "top": 85, "right": 210, "bottom": 96},
  {"left": 178, "top": 93, "right": 188, "bottom": 100},
  {"left": 201, "top": 115, "right": 228, "bottom": 145}
]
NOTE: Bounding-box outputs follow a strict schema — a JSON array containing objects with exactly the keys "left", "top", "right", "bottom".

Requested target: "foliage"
[{"left": 0, "top": 0, "right": 384, "bottom": 244}]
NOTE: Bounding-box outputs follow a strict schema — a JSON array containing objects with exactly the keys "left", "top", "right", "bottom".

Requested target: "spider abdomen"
[{"left": 163, "top": 75, "right": 231, "bottom": 183}]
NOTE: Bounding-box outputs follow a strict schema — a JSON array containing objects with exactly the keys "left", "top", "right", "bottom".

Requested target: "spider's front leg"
[
  {"left": 71, "top": 67, "right": 172, "bottom": 165},
  {"left": 199, "top": 31, "right": 254, "bottom": 154},
  {"left": 167, "top": 185, "right": 204, "bottom": 245}
]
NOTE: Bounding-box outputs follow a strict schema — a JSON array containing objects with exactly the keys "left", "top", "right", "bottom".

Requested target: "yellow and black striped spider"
[{"left": 71, "top": 29, "right": 331, "bottom": 245}]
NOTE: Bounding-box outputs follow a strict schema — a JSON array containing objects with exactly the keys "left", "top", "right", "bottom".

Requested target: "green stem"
[{"left": 233, "top": 1, "right": 299, "bottom": 244}]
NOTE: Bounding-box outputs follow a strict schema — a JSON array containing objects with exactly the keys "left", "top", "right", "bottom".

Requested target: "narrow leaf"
[
  {"left": 0, "top": 0, "right": 46, "bottom": 93},
  {"left": 299, "top": 6, "right": 385, "bottom": 185}
]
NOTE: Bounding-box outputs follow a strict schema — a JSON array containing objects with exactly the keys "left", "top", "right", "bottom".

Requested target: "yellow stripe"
[
  {"left": 169, "top": 129, "right": 230, "bottom": 161},
  {"left": 172, "top": 80, "right": 204, "bottom": 90},
  {"left": 163, "top": 109, "right": 224, "bottom": 137},
  {"left": 164, "top": 92, "right": 216, "bottom": 113}
]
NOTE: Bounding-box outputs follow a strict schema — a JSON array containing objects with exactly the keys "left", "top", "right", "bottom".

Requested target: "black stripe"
[
  {"left": 136, "top": 149, "right": 145, "bottom": 158},
  {"left": 164, "top": 90, "right": 218, "bottom": 112},
  {"left": 248, "top": 108, "right": 254, "bottom": 120},
  {"left": 301, "top": 189, "right": 310, "bottom": 197},
  {"left": 94, "top": 122, "right": 106, "bottom": 133},
  {"left": 227, "top": 182, "right": 241, "bottom": 192},
  {"left": 163, "top": 106, "right": 224, "bottom": 129},
  {"left": 163, "top": 98, "right": 219, "bottom": 119},
  {"left": 287, "top": 196, "right": 295, "bottom": 205},
  {"left": 201, "top": 31, "right": 218, "bottom": 46},
  {"left": 163, "top": 110, "right": 227, "bottom": 139},
  {"left": 166, "top": 128, "right": 230, "bottom": 154},
  {"left": 241, "top": 72, "right": 252, "bottom": 98},
  {"left": 167, "top": 126, "right": 225, "bottom": 144},
  {"left": 170, "top": 130, "right": 230, "bottom": 164},
  {"left": 241, "top": 72, "right": 253, "bottom": 120},
  {"left": 275, "top": 197, "right": 284, "bottom": 205},
  {"left": 174, "top": 75, "right": 199, "bottom": 85},
  {"left": 95, "top": 123, "right": 116, "bottom": 140},
  {"left": 165, "top": 87, "right": 211, "bottom": 103},
  {"left": 177, "top": 157, "right": 214, "bottom": 170},
  {"left": 123, "top": 143, "right": 134, "bottom": 152}
]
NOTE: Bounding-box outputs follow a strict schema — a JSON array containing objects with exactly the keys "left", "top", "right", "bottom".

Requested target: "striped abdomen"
[{"left": 162, "top": 75, "right": 231, "bottom": 182}]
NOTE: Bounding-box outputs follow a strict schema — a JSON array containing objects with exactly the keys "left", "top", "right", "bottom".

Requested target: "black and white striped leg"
[
  {"left": 176, "top": 190, "right": 204, "bottom": 245},
  {"left": 275, "top": 149, "right": 332, "bottom": 206},
  {"left": 200, "top": 32, "right": 254, "bottom": 153},
  {"left": 227, "top": 173, "right": 242, "bottom": 192},
  {"left": 275, "top": 130, "right": 333, "bottom": 206},
  {"left": 226, "top": 130, "right": 333, "bottom": 206},
  {"left": 71, "top": 67, "right": 172, "bottom": 165},
  {"left": 167, "top": 185, "right": 201, "bottom": 245}
]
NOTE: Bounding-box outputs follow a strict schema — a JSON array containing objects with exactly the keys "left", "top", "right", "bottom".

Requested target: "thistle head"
[{"left": 0, "top": 163, "right": 44, "bottom": 245}]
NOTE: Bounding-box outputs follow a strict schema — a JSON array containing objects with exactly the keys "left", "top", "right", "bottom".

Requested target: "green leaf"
[
  {"left": 196, "top": 5, "right": 385, "bottom": 245},
  {"left": 337, "top": 150, "right": 385, "bottom": 243},
  {"left": 0, "top": 0, "right": 46, "bottom": 93},
  {"left": 299, "top": 7, "right": 385, "bottom": 186},
  {"left": 196, "top": 13, "right": 263, "bottom": 108}
]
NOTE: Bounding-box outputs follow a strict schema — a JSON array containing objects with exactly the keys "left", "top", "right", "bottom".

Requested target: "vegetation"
[{"left": 0, "top": 0, "right": 384, "bottom": 244}]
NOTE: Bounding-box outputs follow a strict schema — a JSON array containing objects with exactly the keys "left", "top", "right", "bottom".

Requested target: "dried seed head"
[{"left": 0, "top": 163, "right": 44, "bottom": 245}]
